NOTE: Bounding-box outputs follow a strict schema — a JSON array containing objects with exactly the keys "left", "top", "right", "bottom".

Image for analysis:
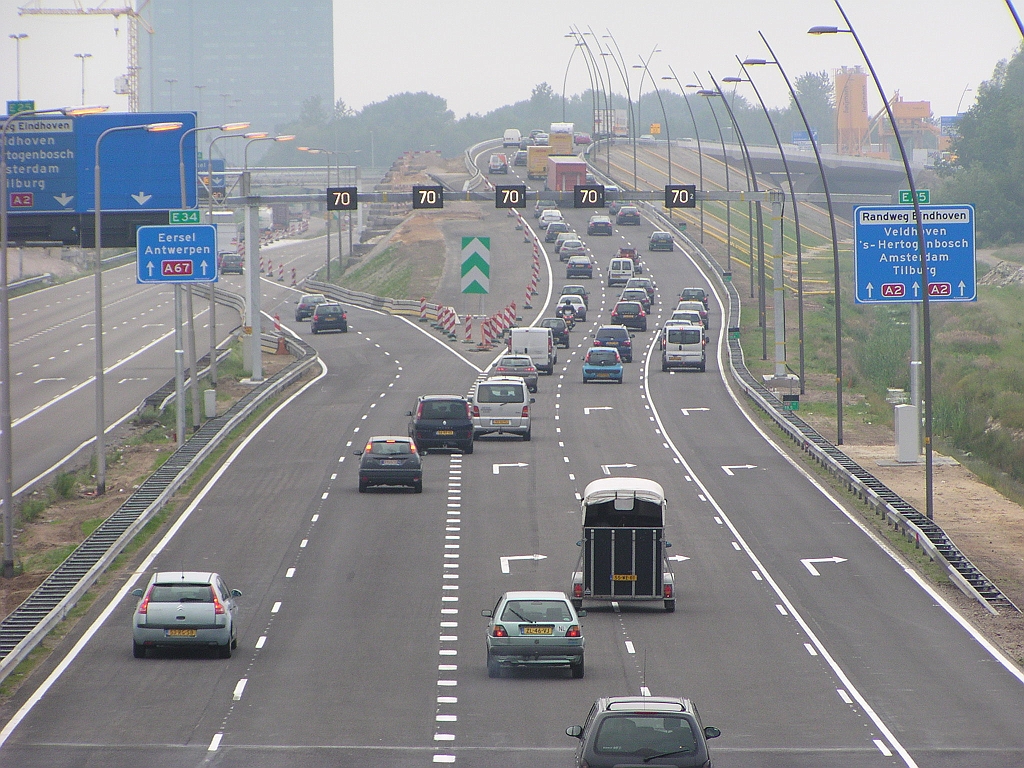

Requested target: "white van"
[
  {"left": 661, "top": 323, "right": 706, "bottom": 372},
  {"left": 470, "top": 377, "right": 534, "bottom": 441},
  {"left": 507, "top": 327, "right": 556, "bottom": 374},
  {"left": 607, "top": 257, "right": 634, "bottom": 287},
  {"left": 503, "top": 128, "right": 522, "bottom": 147}
]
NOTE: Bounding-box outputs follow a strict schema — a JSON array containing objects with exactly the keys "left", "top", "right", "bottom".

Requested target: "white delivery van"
[
  {"left": 661, "top": 323, "right": 706, "bottom": 372},
  {"left": 507, "top": 327, "right": 556, "bottom": 374},
  {"left": 607, "top": 257, "right": 635, "bottom": 287},
  {"left": 503, "top": 128, "right": 522, "bottom": 147}
]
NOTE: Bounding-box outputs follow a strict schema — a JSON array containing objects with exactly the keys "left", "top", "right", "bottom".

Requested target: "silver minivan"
[{"left": 470, "top": 377, "right": 534, "bottom": 441}]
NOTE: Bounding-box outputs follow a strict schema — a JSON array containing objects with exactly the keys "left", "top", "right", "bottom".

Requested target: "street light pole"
[
  {"left": 603, "top": 32, "right": 638, "bottom": 191},
  {"left": 810, "top": 0, "right": 936, "bottom": 514},
  {"left": 74, "top": 53, "right": 92, "bottom": 105},
  {"left": 95, "top": 120, "right": 183, "bottom": 484},
  {"left": 692, "top": 77, "right": 732, "bottom": 270},
  {"left": 664, "top": 69, "right": 705, "bottom": 243},
  {"left": 1, "top": 104, "right": 108, "bottom": 576},
  {"left": 753, "top": 31, "right": 845, "bottom": 443},
  {"left": 9, "top": 35, "right": 28, "bottom": 100},
  {"left": 165, "top": 78, "right": 178, "bottom": 110},
  {"left": 633, "top": 57, "right": 671, "bottom": 187}
]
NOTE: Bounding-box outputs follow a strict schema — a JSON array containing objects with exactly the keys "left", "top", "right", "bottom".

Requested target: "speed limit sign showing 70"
[
  {"left": 664, "top": 184, "right": 697, "bottom": 208},
  {"left": 327, "top": 186, "right": 358, "bottom": 210},
  {"left": 495, "top": 184, "right": 527, "bottom": 209}
]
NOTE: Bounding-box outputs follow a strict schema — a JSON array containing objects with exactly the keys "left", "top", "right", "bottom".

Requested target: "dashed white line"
[
  {"left": 232, "top": 678, "right": 248, "bottom": 700},
  {"left": 271, "top": 602, "right": 282, "bottom": 613},
  {"left": 285, "top": 568, "right": 295, "bottom": 578},
  {"left": 208, "top": 733, "right": 223, "bottom": 751}
]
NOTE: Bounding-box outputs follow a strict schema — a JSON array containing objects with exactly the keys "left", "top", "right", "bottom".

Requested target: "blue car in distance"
[{"left": 582, "top": 347, "right": 623, "bottom": 384}]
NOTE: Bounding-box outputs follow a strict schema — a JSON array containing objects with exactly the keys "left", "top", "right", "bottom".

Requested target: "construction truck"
[{"left": 527, "top": 144, "right": 556, "bottom": 179}]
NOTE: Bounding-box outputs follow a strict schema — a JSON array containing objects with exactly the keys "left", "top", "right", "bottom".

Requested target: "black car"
[
  {"left": 561, "top": 284, "right": 590, "bottom": 307},
  {"left": 566, "top": 255, "right": 594, "bottom": 279},
  {"left": 616, "top": 206, "right": 642, "bottom": 225},
  {"left": 566, "top": 696, "right": 720, "bottom": 768},
  {"left": 679, "top": 286, "right": 709, "bottom": 309},
  {"left": 408, "top": 395, "right": 474, "bottom": 454},
  {"left": 540, "top": 317, "right": 571, "bottom": 348},
  {"left": 593, "top": 325, "right": 634, "bottom": 362},
  {"left": 587, "top": 215, "right": 614, "bottom": 236},
  {"left": 513, "top": 149, "right": 528, "bottom": 166},
  {"left": 295, "top": 293, "right": 327, "bottom": 321},
  {"left": 355, "top": 436, "right": 422, "bottom": 493},
  {"left": 310, "top": 303, "right": 347, "bottom": 333},
  {"left": 608, "top": 200, "right": 623, "bottom": 216},
  {"left": 649, "top": 231, "right": 675, "bottom": 251},
  {"left": 219, "top": 253, "right": 244, "bottom": 275},
  {"left": 545, "top": 221, "right": 572, "bottom": 243},
  {"left": 610, "top": 300, "right": 647, "bottom": 331}
]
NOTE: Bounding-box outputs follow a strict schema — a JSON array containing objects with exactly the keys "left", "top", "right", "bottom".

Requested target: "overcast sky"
[{"left": 2, "top": 1, "right": 1021, "bottom": 124}]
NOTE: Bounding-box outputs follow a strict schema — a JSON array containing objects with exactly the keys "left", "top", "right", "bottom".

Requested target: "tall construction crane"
[{"left": 18, "top": 1, "right": 153, "bottom": 112}]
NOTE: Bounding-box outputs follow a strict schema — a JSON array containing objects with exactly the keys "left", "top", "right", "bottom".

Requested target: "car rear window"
[
  {"left": 477, "top": 383, "right": 525, "bottom": 403},
  {"left": 681, "top": 289, "right": 705, "bottom": 301},
  {"left": 668, "top": 327, "right": 703, "bottom": 345},
  {"left": 369, "top": 440, "right": 412, "bottom": 455},
  {"left": 616, "top": 302, "right": 642, "bottom": 312},
  {"left": 587, "top": 350, "right": 619, "bottom": 365},
  {"left": 595, "top": 715, "right": 697, "bottom": 755},
  {"left": 501, "top": 599, "right": 573, "bottom": 623},
  {"left": 597, "top": 328, "right": 628, "bottom": 340},
  {"left": 420, "top": 400, "right": 466, "bottom": 420},
  {"left": 149, "top": 583, "right": 214, "bottom": 603}
]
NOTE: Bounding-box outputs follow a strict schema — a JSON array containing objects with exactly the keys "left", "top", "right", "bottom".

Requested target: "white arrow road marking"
[
  {"left": 667, "top": 555, "right": 691, "bottom": 562},
  {"left": 601, "top": 463, "right": 636, "bottom": 475},
  {"left": 492, "top": 462, "right": 529, "bottom": 475},
  {"left": 721, "top": 464, "right": 757, "bottom": 476},
  {"left": 680, "top": 408, "right": 710, "bottom": 416},
  {"left": 584, "top": 406, "right": 613, "bottom": 415},
  {"left": 500, "top": 554, "right": 547, "bottom": 574},
  {"left": 131, "top": 191, "right": 152, "bottom": 205},
  {"left": 801, "top": 557, "right": 848, "bottom": 576}
]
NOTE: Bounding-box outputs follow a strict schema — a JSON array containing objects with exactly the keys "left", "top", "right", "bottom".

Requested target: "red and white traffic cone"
[
  {"left": 278, "top": 264, "right": 284, "bottom": 282},
  {"left": 524, "top": 287, "right": 533, "bottom": 310},
  {"left": 463, "top": 314, "right": 473, "bottom": 343},
  {"left": 259, "top": 257, "right": 264, "bottom": 273},
  {"left": 507, "top": 302, "right": 517, "bottom": 326},
  {"left": 291, "top": 267, "right": 297, "bottom": 286}
]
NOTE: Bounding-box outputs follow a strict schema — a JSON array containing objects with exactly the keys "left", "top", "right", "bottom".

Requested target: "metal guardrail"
[
  {"left": 0, "top": 335, "right": 321, "bottom": 680},
  {"left": 639, "top": 201, "right": 1018, "bottom": 615},
  {"left": 304, "top": 280, "right": 444, "bottom": 321}
]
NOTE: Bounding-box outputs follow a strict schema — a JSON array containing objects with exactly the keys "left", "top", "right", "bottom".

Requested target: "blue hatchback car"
[{"left": 582, "top": 347, "right": 623, "bottom": 384}]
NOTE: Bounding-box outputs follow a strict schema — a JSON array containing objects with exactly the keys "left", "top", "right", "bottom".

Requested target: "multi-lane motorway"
[{"left": 0, "top": 147, "right": 1022, "bottom": 768}]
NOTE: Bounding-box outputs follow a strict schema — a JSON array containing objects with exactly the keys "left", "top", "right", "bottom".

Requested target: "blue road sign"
[
  {"left": 2, "top": 112, "right": 196, "bottom": 214},
  {"left": 853, "top": 204, "right": 976, "bottom": 304},
  {"left": 136, "top": 224, "right": 219, "bottom": 284}
]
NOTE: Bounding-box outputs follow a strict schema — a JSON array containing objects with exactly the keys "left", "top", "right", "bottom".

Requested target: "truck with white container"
[{"left": 549, "top": 122, "right": 576, "bottom": 155}]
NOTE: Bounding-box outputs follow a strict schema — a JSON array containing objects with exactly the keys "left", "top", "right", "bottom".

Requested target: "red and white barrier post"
[
  {"left": 419, "top": 297, "right": 428, "bottom": 322},
  {"left": 464, "top": 314, "right": 473, "bottom": 343}
]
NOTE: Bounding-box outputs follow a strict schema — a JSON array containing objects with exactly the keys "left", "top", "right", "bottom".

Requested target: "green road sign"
[
  {"left": 898, "top": 189, "right": 930, "bottom": 204},
  {"left": 170, "top": 209, "right": 201, "bottom": 224},
  {"left": 461, "top": 236, "right": 490, "bottom": 294},
  {"left": 7, "top": 101, "right": 35, "bottom": 116}
]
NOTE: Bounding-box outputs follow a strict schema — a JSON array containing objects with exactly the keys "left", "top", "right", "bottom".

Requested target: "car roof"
[
  {"left": 301, "top": 293, "right": 326, "bottom": 300},
  {"left": 418, "top": 394, "right": 468, "bottom": 402},
  {"left": 368, "top": 435, "right": 413, "bottom": 442},
  {"left": 152, "top": 571, "right": 216, "bottom": 583},
  {"left": 596, "top": 324, "right": 628, "bottom": 333},
  {"left": 651, "top": 230, "right": 672, "bottom": 237},
  {"left": 480, "top": 376, "right": 525, "bottom": 384},
  {"left": 559, "top": 294, "right": 584, "bottom": 302},
  {"left": 586, "top": 346, "right": 619, "bottom": 355},
  {"left": 583, "top": 477, "right": 665, "bottom": 504},
  {"left": 568, "top": 255, "right": 590, "bottom": 262},
  {"left": 501, "top": 590, "right": 571, "bottom": 602},
  {"left": 602, "top": 696, "right": 689, "bottom": 713}
]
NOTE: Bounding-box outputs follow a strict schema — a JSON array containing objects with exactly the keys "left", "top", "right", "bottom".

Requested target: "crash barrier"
[
  {"left": 640, "top": 201, "right": 1019, "bottom": 615},
  {"left": 0, "top": 334, "right": 320, "bottom": 682}
]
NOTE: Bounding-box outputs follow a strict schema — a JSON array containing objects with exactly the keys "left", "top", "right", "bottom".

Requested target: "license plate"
[
  {"left": 381, "top": 459, "right": 401, "bottom": 466},
  {"left": 597, "top": 373, "right": 610, "bottom": 378},
  {"left": 436, "top": 430, "right": 454, "bottom": 436},
  {"left": 612, "top": 574, "right": 638, "bottom": 581},
  {"left": 522, "top": 625, "right": 553, "bottom": 635},
  {"left": 167, "top": 628, "right": 197, "bottom": 637},
  {"left": 492, "top": 419, "right": 510, "bottom": 425}
]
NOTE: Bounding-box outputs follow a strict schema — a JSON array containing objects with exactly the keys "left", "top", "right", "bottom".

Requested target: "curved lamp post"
[
  {"left": 561, "top": 38, "right": 584, "bottom": 122},
  {"left": 1, "top": 103, "right": 108, "bottom": 575},
  {"left": 632, "top": 55, "right": 671, "bottom": 187},
  {"left": 692, "top": 77, "right": 734, "bottom": 269},
  {"left": 810, "top": 1, "right": 935, "bottom": 515},
  {"left": 602, "top": 32, "right": 639, "bottom": 191},
  {"left": 663, "top": 68, "right": 705, "bottom": 242},
  {"left": 299, "top": 146, "right": 338, "bottom": 279},
  {"left": 747, "top": 31, "right": 845, "bottom": 444},
  {"left": 726, "top": 64, "right": 806, "bottom": 390}
]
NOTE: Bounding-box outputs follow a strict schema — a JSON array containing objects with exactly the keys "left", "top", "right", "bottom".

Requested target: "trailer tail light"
[
  {"left": 566, "top": 625, "right": 581, "bottom": 638},
  {"left": 492, "top": 625, "right": 508, "bottom": 638},
  {"left": 664, "top": 584, "right": 673, "bottom": 600},
  {"left": 573, "top": 583, "right": 583, "bottom": 599}
]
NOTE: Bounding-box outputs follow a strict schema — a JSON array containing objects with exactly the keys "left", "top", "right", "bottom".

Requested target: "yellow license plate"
[
  {"left": 436, "top": 430, "right": 454, "bottom": 436},
  {"left": 612, "top": 574, "right": 638, "bottom": 581},
  {"left": 167, "top": 628, "right": 197, "bottom": 637},
  {"left": 492, "top": 419, "right": 510, "bottom": 425},
  {"left": 522, "top": 625, "right": 553, "bottom": 635}
]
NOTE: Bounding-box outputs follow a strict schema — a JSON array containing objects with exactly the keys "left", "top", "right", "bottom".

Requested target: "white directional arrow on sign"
[
  {"left": 53, "top": 193, "right": 74, "bottom": 207},
  {"left": 132, "top": 191, "right": 153, "bottom": 205},
  {"left": 500, "top": 554, "right": 547, "bottom": 574},
  {"left": 584, "top": 406, "right": 614, "bottom": 415},
  {"left": 680, "top": 408, "right": 710, "bottom": 416},
  {"left": 667, "top": 555, "right": 691, "bottom": 562},
  {"left": 493, "top": 462, "right": 529, "bottom": 475},
  {"left": 801, "top": 557, "right": 848, "bottom": 576},
  {"left": 721, "top": 464, "right": 757, "bottom": 476},
  {"left": 602, "top": 463, "right": 637, "bottom": 475}
]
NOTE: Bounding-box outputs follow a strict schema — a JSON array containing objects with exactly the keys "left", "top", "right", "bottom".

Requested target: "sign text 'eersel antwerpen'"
[
  {"left": 853, "top": 204, "right": 976, "bottom": 304},
  {"left": 136, "top": 224, "right": 218, "bottom": 284}
]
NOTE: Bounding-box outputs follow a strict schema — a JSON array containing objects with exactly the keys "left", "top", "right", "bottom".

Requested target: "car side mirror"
[
  {"left": 231, "top": 589, "right": 242, "bottom": 598},
  {"left": 665, "top": 541, "right": 672, "bottom": 548},
  {"left": 704, "top": 726, "right": 721, "bottom": 740},
  {"left": 406, "top": 411, "right": 414, "bottom": 417},
  {"left": 353, "top": 451, "right": 363, "bottom": 456},
  {"left": 566, "top": 725, "right": 583, "bottom": 739},
  {"left": 576, "top": 540, "right": 583, "bottom": 547},
  {"left": 530, "top": 397, "right": 536, "bottom": 404},
  {"left": 131, "top": 588, "right": 144, "bottom": 598},
  {"left": 577, "top": 609, "right": 587, "bottom": 617},
  {"left": 481, "top": 609, "right": 492, "bottom": 618}
]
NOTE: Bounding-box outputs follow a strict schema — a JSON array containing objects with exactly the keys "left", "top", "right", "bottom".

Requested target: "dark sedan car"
[
  {"left": 310, "top": 303, "right": 347, "bottom": 333},
  {"left": 355, "top": 436, "right": 422, "bottom": 493},
  {"left": 616, "top": 206, "right": 642, "bottom": 225},
  {"left": 679, "top": 286, "right": 710, "bottom": 309},
  {"left": 593, "top": 324, "right": 634, "bottom": 362},
  {"left": 294, "top": 293, "right": 327, "bottom": 321},
  {"left": 545, "top": 221, "right": 572, "bottom": 243},
  {"left": 540, "top": 317, "right": 571, "bottom": 348},
  {"left": 611, "top": 300, "right": 647, "bottom": 331},
  {"left": 566, "top": 255, "right": 593, "bottom": 279},
  {"left": 561, "top": 284, "right": 590, "bottom": 307},
  {"left": 587, "top": 215, "right": 614, "bottom": 236},
  {"left": 649, "top": 230, "right": 675, "bottom": 251},
  {"left": 619, "top": 287, "right": 651, "bottom": 313},
  {"left": 408, "top": 395, "right": 474, "bottom": 454}
]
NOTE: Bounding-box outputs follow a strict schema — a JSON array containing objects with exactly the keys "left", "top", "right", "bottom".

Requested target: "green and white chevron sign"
[{"left": 461, "top": 236, "right": 490, "bottom": 294}]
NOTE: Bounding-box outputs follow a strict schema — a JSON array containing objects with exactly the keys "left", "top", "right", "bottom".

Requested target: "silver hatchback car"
[
  {"left": 131, "top": 571, "right": 241, "bottom": 658},
  {"left": 482, "top": 590, "right": 586, "bottom": 678}
]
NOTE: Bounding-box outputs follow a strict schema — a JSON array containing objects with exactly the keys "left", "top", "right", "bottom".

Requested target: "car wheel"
[
  {"left": 699, "top": 361, "right": 706, "bottom": 372},
  {"left": 341, "top": 325, "right": 348, "bottom": 333},
  {"left": 522, "top": 429, "right": 531, "bottom": 442},
  {"left": 311, "top": 327, "right": 319, "bottom": 334},
  {"left": 231, "top": 633, "right": 238, "bottom": 650},
  {"left": 413, "top": 479, "right": 423, "bottom": 493},
  {"left": 487, "top": 652, "right": 501, "bottom": 678},
  {"left": 461, "top": 441, "right": 474, "bottom": 455},
  {"left": 665, "top": 600, "right": 676, "bottom": 613},
  {"left": 662, "top": 363, "right": 668, "bottom": 372},
  {"left": 582, "top": 377, "right": 587, "bottom": 384},
  {"left": 616, "top": 377, "right": 623, "bottom": 384},
  {"left": 218, "top": 642, "right": 232, "bottom": 659},
  {"left": 570, "top": 656, "right": 585, "bottom": 679},
  {"left": 358, "top": 479, "right": 368, "bottom": 493},
  {"left": 132, "top": 640, "right": 146, "bottom": 659}
]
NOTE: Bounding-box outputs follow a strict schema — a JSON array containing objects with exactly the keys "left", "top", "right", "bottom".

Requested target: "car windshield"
[
  {"left": 500, "top": 599, "right": 572, "bottom": 623},
  {"left": 594, "top": 715, "right": 697, "bottom": 756},
  {"left": 419, "top": 400, "right": 465, "bottom": 420},
  {"left": 587, "top": 350, "right": 619, "bottom": 365},
  {"left": 668, "top": 327, "right": 703, "bottom": 345},
  {"left": 149, "top": 583, "right": 214, "bottom": 603},
  {"left": 477, "top": 384, "right": 525, "bottom": 403},
  {"left": 368, "top": 440, "right": 412, "bottom": 455}
]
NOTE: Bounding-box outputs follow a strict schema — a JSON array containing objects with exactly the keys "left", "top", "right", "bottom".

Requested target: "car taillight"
[
  {"left": 566, "top": 625, "right": 581, "bottom": 638},
  {"left": 492, "top": 625, "right": 508, "bottom": 638},
  {"left": 521, "top": 405, "right": 529, "bottom": 418},
  {"left": 465, "top": 402, "right": 472, "bottom": 419},
  {"left": 664, "top": 584, "right": 673, "bottom": 599},
  {"left": 212, "top": 592, "right": 226, "bottom": 615},
  {"left": 415, "top": 402, "right": 424, "bottom": 420},
  {"left": 496, "top": 366, "right": 507, "bottom": 373},
  {"left": 137, "top": 587, "right": 153, "bottom": 615},
  {"left": 472, "top": 405, "right": 480, "bottom": 417},
  {"left": 573, "top": 583, "right": 583, "bottom": 598},
  {"left": 526, "top": 367, "right": 536, "bottom": 373},
  {"left": 639, "top": 310, "right": 646, "bottom": 317}
]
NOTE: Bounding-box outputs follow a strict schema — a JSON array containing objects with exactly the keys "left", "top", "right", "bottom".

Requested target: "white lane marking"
[
  {"left": 232, "top": 678, "right": 248, "bottom": 700},
  {"left": 286, "top": 568, "right": 295, "bottom": 578},
  {"left": 875, "top": 739, "right": 894, "bottom": 757},
  {"left": 272, "top": 602, "right": 282, "bottom": 613},
  {"left": 438, "top": 696, "right": 457, "bottom": 703},
  {"left": 208, "top": 733, "right": 223, "bottom": 751},
  {"left": 640, "top": 686, "right": 652, "bottom": 696},
  {"left": 752, "top": 571, "right": 763, "bottom": 581},
  {"left": 300, "top": 539, "right": 308, "bottom": 548},
  {"left": 625, "top": 641, "right": 636, "bottom": 654},
  {"left": 437, "top": 714, "right": 457, "bottom": 722},
  {"left": 804, "top": 643, "right": 818, "bottom": 656},
  {"left": 434, "top": 733, "right": 455, "bottom": 741},
  {"left": 321, "top": 492, "right": 329, "bottom": 500},
  {"left": 731, "top": 541, "right": 741, "bottom": 551},
  {"left": 838, "top": 689, "right": 853, "bottom": 704},
  {"left": 801, "top": 557, "right": 848, "bottom": 576},
  {"left": 256, "top": 636, "right": 267, "bottom": 649},
  {"left": 311, "top": 514, "right": 319, "bottom": 522},
  {"left": 776, "top": 604, "right": 788, "bottom": 615},
  {"left": 438, "top": 679, "right": 457, "bottom": 686}
]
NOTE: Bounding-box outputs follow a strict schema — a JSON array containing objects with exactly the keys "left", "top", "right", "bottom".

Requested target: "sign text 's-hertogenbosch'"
[{"left": 853, "top": 204, "right": 976, "bottom": 304}]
